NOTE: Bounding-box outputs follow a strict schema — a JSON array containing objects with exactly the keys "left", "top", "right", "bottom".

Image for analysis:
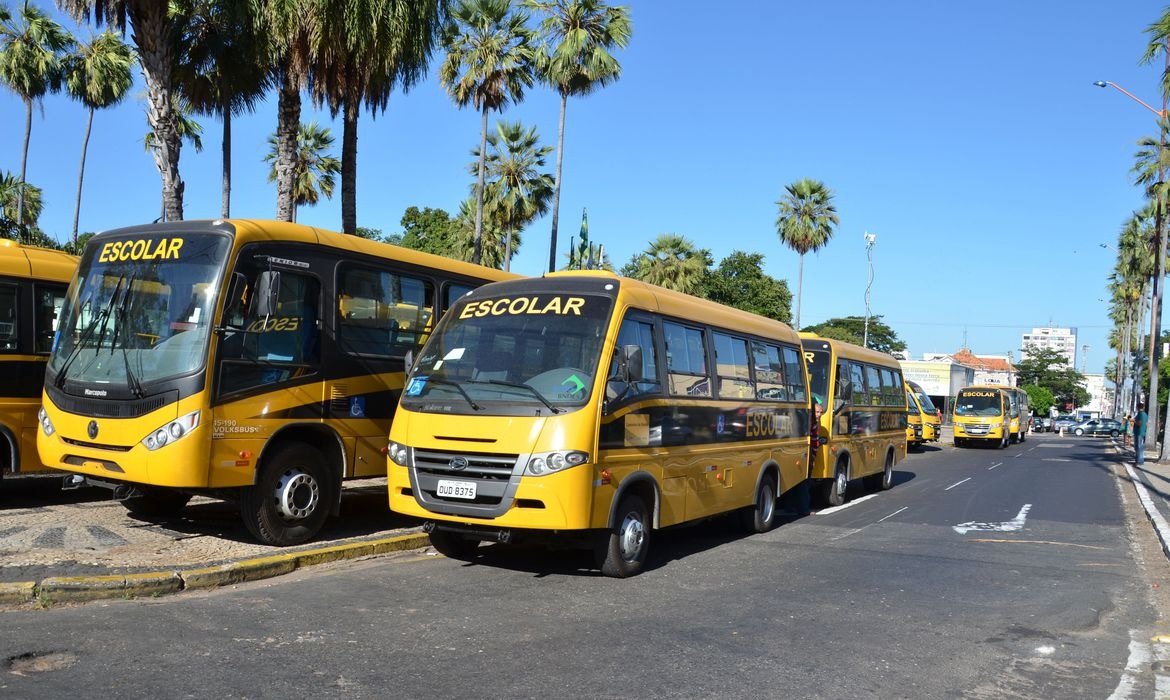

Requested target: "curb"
[
  {"left": 3, "top": 531, "right": 432, "bottom": 608},
  {"left": 1126, "top": 461, "right": 1170, "bottom": 562}
]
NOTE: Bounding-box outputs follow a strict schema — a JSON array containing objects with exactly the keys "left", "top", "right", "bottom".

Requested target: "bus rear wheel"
[
  {"left": 122, "top": 487, "right": 191, "bottom": 517},
  {"left": 821, "top": 462, "right": 848, "bottom": 507},
  {"left": 595, "top": 493, "right": 650, "bottom": 578},
  {"left": 241, "top": 443, "right": 334, "bottom": 546},
  {"left": 867, "top": 451, "right": 894, "bottom": 491},
  {"left": 739, "top": 472, "right": 777, "bottom": 533}
]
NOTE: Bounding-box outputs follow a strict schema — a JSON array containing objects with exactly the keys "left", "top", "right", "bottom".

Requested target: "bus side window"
[
  {"left": 664, "top": 322, "right": 710, "bottom": 398},
  {"left": 0, "top": 284, "right": 18, "bottom": 351},
  {"left": 338, "top": 265, "right": 434, "bottom": 358},
  {"left": 607, "top": 317, "right": 660, "bottom": 402},
  {"left": 33, "top": 284, "right": 67, "bottom": 354},
  {"left": 713, "top": 332, "right": 752, "bottom": 399}
]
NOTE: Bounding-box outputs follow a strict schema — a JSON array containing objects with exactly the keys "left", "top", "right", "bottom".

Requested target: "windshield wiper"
[
  {"left": 54, "top": 275, "right": 125, "bottom": 388},
  {"left": 474, "top": 379, "right": 564, "bottom": 414},
  {"left": 112, "top": 288, "right": 145, "bottom": 398},
  {"left": 421, "top": 377, "right": 483, "bottom": 411}
]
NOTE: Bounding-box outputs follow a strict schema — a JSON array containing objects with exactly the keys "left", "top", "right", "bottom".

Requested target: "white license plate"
[{"left": 437, "top": 479, "right": 477, "bottom": 499}]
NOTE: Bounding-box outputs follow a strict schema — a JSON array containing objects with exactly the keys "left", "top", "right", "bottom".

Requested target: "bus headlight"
[
  {"left": 387, "top": 441, "right": 410, "bottom": 466},
  {"left": 526, "top": 450, "right": 589, "bottom": 476},
  {"left": 143, "top": 411, "right": 200, "bottom": 451},
  {"left": 37, "top": 407, "right": 54, "bottom": 437}
]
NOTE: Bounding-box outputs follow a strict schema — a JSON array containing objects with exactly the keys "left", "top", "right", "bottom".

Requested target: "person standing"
[
  {"left": 1123, "top": 414, "right": 1132, "bottom": 447},
  {"left": 1135, "top": 404, "right": 1148, "bottom": 466}
]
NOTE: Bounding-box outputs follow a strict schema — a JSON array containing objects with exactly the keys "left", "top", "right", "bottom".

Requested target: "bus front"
[
  {"left": 37, "top": 225, "right": 231, "bottom": 494},
  {"left": 952, "top": 387, "right": 1009, "bottom": 448},
  {"left": 387, "top": 277, "right": 616, "bottom": 555},
  {"left": 907, "top": 381, "right": 941, "bottom": 442}
]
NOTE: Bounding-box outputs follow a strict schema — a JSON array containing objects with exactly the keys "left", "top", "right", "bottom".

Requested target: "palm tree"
[
  {"left": 526, "top": 0, "right": 630, "bottom": 273},
  {"left": 621, "top": 234, "right": 708, "bottom": 294},
  {"left": 252, "top": 0, "right": 319, "bottom": 222},
  {"left": 452, "top": 197, "right": 511, "bottom": 269},
  {"left": 311, "top": 0, "right": 446, "bottom": 235},
  {"left": 144, "top": 98, "right": 203, "bottom": 222},
  {"left": 0, "top": 170, "right": 44, "bottom": 235},
  {"left": 59, "top": 0, "right": 187, "bottom": 221},
  {"left": 264, "top": 121, "right": 341, "bottom": 223},
  {"left": 439, "top": 0, "right": 535, "bottom": 264},
  {"left": 475, "top": 120, "right": 554, "bottom": 271},
  {"left": 0, "top": 1, "right": 72, "bottom": 227},
  {"left": 775, "top": 178, "right": 839, "bottom": 329},
  {"left": 172, "top": 0, "right": 270, "bottom": 219},
  {"left": 63, "top": 30, "right": 133, "bottom": 242}
]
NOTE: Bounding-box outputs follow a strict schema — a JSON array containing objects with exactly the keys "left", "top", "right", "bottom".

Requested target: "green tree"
[
  {"left": 1023, "top": 384, "right": 1054, "bottom": 417},
  {"left": 172, "top": 0, "right": 270, "bottom": 219},
  {"left": 775, "top": 178, "right": 838, "bottom": 329},
  {"left": 803, "top": 316, "right": 906, "bottom": 355},
  {"left": 63, "top": 30, "right": 133, "bottom": 243},
  {"left": 60, "top": 0, "right": 188, "bottom": 221},
  {"left": 439, "top": 0, "right": 535, "bottom": 264},
  {"left": 699, "top": 251, "right": 791, "bottom": 324},
  {"left": 312, "top": 0, "right": 445, "bottom": 234},
  {"left": 398, "top": 206, "right": 462, "bottom": 256},
  {"left": 526, "top": 0, "right": 631, "bottom": 272},
  {"left": 144, "top": 98, "right": 203, "bottom": 222},
  {"left": 0, "top": 1, "right": 72, "bottom": 227},
  {"left": 1016, "top": 345, "right": 1089, "bottom": 410},
  {"left": 0, "top": 170, "right": 44, "bottom": 240},
  {"left": 451, "top": 197, "right": 510, "bottom": 268},
  {"left": 476, "top": 120, "right": 554, "bottom": 271},
  {"left": 619, "top": 233, "right": 710, "bottom": 294},
  {"left": 264, "top": 121, "right": 341, "bottom": 223}
]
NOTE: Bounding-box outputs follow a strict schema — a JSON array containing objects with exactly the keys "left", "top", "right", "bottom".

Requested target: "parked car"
[
  {"left": 1072, "top": 418, "right": 1124, "bottom": 437},
  {"left": 1033, "top": 417, "right": 1052, "bottom": 433},
  {"left": 1052, "top": 416, "right": 1080, "bottom": 433}
]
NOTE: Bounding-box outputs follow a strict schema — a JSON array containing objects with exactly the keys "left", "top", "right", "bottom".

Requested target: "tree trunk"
[
  {"left": 72, "top": 107, "right": 95, "bottom": 243},
  {"left": 17, "top": 97, "right": 32, "bottom": 228},
  {"left": 221, "top": 102, "right": 231, "bottom": 219},
  {"left": 341, "top": 95, "right": 359, "bottom": 235},
  {"left": 547, "top": 92, "right": 568, "bottom": 273},
  {"left": 133, "top": 1, "right": 184, "bottom": 222},
  {"left": 274, "top": 71, "right": 301, "bottom": 223},
  {"left": 1154, "top": 61, "right": 1169, "bottom": 458},
  {"left": 795, "top": 253, "right": 805, "bottom": 330},
  {"left": 473, "top": 106, "right": 488, "bottom": 265},
  {"left": 504, "top": 225, "right": 512, "bottom": 272}
]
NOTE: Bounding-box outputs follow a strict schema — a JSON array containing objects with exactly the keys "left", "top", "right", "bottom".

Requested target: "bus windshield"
[
  {"left": 911, "top": 388, "right": 937, "bottom": 412},
  {"left": 402, "top": 293, "right": 613, "bottom": 416},
  {"left": 954, "top": 391, "right": 1002, "bottom": 417},
  {"left": 49, "top": 232, "right": 230, "bottom": 390},
  {"left": 803, "top": 347, "right": 831, "bottom": 405}
]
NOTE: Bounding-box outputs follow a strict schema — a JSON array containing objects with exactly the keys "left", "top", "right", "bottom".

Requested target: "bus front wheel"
[
  {"left": 821, "top": 462, "right": 848, "bottom": 507},
  {"left": 739, "top": 472, "right": 777, "bottom": 533},
  {"left": 241, "top": 443, "right": 334, "bottom": 546},
  {"left": 429, "top": 530, "right": 480, "bottom": 559},
  {"left": 596, "top": 493, "right": 650, "bottom": 578}
]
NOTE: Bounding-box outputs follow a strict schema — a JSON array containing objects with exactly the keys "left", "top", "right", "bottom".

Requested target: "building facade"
[{"left": 1021, "top": 327, "right": 1077, "bottom": 368}]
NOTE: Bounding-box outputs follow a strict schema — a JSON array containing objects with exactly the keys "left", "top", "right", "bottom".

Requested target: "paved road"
[{"left": 3, "top": 433, "right": 1170, "bottom": 698}]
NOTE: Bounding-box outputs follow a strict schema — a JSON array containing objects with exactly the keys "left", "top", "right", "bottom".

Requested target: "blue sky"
[{"left": 1, "top": 1, "right": 1165, "bottom": 375}]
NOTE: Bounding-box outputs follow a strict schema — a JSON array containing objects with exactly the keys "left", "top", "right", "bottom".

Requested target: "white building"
[
  {"left": 1078, "top": 374, "right": 1113, "bottom": 419},
  {"left": 1021, "top": 327, "right": 1077, "bottom": 368}
]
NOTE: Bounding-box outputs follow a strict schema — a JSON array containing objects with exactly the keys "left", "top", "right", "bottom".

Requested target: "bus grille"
[{"left": 409, "top": 449, "right": 523, "bottom": 515}]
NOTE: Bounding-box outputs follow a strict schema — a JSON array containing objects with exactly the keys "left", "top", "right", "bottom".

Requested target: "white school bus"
[
  {"left": 387, "top": 271, "right": 813, "bottom": 577},
  {"left": 799, "top": 333, "right": 907, "bottom": 506},
  {"left": 36, "top": 219, "right": 516, "bottom": 544},
  {"left": 0, "top": 241, "right": 75, "bottom": 482}
]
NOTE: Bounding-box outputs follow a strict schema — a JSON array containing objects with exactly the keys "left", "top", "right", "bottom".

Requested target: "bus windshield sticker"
[
  {"left": 562, "top": 374, "right": 586, "bottom": 395},
  {"left": 443, "top": 347, "right": 466, "bottom": 360},
  {"left": 406, "top": 376, "right": 428, "bottom": 396}
]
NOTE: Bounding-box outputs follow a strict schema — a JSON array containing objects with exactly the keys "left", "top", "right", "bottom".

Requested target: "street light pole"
[
  {"left": 863, "top": 232, "right": 876, "bottom": 349},
  {"left": 1095, "top": 77, "right": 1168, "bottom": 458}
]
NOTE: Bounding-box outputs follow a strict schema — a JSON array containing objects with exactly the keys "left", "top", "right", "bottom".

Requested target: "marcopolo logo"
[{"left": 87, "top": 420, "right": 98, "bottom": 440}]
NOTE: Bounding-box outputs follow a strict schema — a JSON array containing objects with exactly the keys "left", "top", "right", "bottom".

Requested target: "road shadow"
[{"left": 0, "top": 474, "right": 108, "bottom": 509}]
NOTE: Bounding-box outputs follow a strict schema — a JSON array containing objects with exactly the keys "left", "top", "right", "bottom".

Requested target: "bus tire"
[
  {"left": 122, "top": 487, "right": 192, "bottom": 517},
  {"left": 954, "top": 438, "right": 964, "bottom": 448},
  {"left": 429, "top": 530, "right": 480, "bottom": 559},
  {"left": 822, "top": 461, "right": 848, "bottom": 507},
  {"left": 739, "top": 472, "right": 777, "bottom": 533},
  {"left": 867, "top": 451, "right": 894, "bottom": 491},
  {"left": 241, "top": 443, "right": 334, "bottom": 546},
  {"left": 595, "top": 493, "right": 650, "bottom": 578}
]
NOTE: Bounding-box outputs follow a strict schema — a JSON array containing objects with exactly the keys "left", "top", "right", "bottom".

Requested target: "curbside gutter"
[{"left": 2, "top": 532, "right": 431, "bottom": 609}]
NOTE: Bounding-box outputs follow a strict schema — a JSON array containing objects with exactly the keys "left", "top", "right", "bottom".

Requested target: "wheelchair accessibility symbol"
[{"left": 349, "top": 397, "right": 366, "bottom": 418}]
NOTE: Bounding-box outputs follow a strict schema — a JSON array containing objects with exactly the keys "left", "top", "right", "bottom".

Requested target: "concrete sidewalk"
[{"left": 1116, "top": 437, "right": 1170, "bottom": 565}]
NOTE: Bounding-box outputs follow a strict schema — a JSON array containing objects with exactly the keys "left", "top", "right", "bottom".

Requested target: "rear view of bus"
[
  {"left": 388, "top": 272, "right": 812, "bottom": 577},
  {"left": 0, "top": 241, "right": 74, "bottom": 482},
  {"left": 952, "top": 386, "right": 1011, "bottom": 448}
]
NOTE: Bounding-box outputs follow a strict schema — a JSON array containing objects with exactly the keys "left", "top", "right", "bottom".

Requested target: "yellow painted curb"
[
  {"left": 38, "top": 571, "right": 183, "bottom": 604},
  {"left": 0, "top": 581, "right": 36, "bottom": 605}
]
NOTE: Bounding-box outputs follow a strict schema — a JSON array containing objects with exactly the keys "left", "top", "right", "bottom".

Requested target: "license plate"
[{"left": 437, "top": 479, "right": 477, "bottom": 499}]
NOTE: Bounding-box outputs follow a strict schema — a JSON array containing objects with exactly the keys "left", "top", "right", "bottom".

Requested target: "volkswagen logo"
[
  {"left": 448, "top": 456, "right": 469, "bottom": 471},
  {"left": 87, "top": 420, "right": 99, "bottom": 440}
]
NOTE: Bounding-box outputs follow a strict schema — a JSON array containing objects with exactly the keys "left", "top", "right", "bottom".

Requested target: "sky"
[{"left": 1, "top": 1, "right": 1166, "bottom": 378}]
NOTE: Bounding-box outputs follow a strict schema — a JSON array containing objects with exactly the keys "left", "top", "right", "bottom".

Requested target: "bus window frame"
[
  {"left": 0, "top": 282, "right": 19, "bottom": 354},
  {"left": 335, "top": 260, "right": 435, "bottom": 361}
]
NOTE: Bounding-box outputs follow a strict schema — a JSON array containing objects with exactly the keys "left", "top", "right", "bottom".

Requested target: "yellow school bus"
[
  {"left": 36, "top": 219, "right": 516, "bottom": 545},
  {"left": 906, "top": 387, "right": 925, "bottom": 448},
  {"left": 952, "top": 385, "right": 1012, "bottom": 448},
  {"left": 387, "top": 271, "right": 813, "bottom": 577},
  {"left": 0, "top": 241, "right": 75, "bottom": 482},
  {"left": 907, "top": 379, "right": 941, "bottom": 443},
  {"left": 1002, "top": 385, "right": 1030, "bottom": 443},
  {"left": 799, "top": 333, "right": 907, "bottom": 506}
]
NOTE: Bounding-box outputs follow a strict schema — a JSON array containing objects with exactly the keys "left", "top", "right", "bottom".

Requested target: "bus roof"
[
  {"left": 798, "top": 332, "right": 902, "bottom": 366},
  {"left": 0, "top": 239, "right": 77, "bottom": 283}
]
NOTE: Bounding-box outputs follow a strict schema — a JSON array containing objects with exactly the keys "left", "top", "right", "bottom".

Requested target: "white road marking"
[
  {"left": 1107, "top": 632, "right": 1151, "bottom": 700},
  {"left": 1034, "top": 645, "right": 1055, "bottom": 655},
  {"left": 876, "top": 507, "right": 907, "bottom": 523},
  {"left": 988, "top": 462, "right": 1003, "bottom": 470},
  {"left": 1155, "top": 634, "right": 1170, "bottom": 699},
  {"left": 944, "top": 478, "right": 971, "bottom": 491},
  {"left": 953, "top": 504, "right": 1032, "bottom": 535},
  {"left": 814, "top": 493, "right": 878, "bottom": 515}
]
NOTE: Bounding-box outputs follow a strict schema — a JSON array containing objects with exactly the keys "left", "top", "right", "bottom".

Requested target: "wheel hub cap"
[
  {"left": 275, "top": 469, "right": 319, "bottom": 520},
  {"left": 619, "top": 513, "right": 645, "bottom": 562}
]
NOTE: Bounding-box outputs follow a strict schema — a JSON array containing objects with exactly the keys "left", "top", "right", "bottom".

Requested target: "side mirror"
[
  {"left": 617, "top": 344, "right": 644, "bottom": 383},
  {"left": 252, "top": 270, "right": 280, "bottom": 317}
]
